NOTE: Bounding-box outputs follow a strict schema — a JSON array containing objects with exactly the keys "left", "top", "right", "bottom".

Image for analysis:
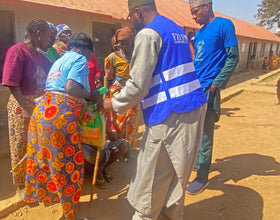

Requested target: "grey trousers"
[
  {"left": 132, "top": 146, "right": 185, "bottom": 220},
  {"left": 129, "top": 104, "right": 207, "bottom": 220}
]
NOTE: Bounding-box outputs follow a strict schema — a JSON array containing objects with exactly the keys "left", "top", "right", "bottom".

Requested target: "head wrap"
[
  {"left": 47, "top": 22, "right": 57, "bottom": 34},
  {"left": 189, "top": 0, "right": 212, "bottom": 10},
  {"left": 128, "top": 0, "right": 155, "bottom": 12},
  {"left": 115, "top": 26, "right": 134, "bottom": 42},
  {"left": 56, "top": 24, "right": 71, "bottom": 36}
]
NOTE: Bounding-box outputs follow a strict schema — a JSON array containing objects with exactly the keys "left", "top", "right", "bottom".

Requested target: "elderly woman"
[
  {"left": 1, "top": 18, "right": 52, "bottom": 190},
  {"left": 24, "top": 33, "right": 102, "bottom": 220},
  {"left": 104, "top": 27, "right": 140, "bottom": 149},
  {"left": 53, "top": 24, "right": 72, "bottom": 57}
]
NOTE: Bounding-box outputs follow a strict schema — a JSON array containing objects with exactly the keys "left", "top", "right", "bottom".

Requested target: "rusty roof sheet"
[{"left": 2, "top": 0, "right": 280, "bottom": 42}]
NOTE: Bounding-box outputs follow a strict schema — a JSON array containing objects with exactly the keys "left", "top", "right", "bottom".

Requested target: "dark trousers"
[{"left": 195, "top": 108, "right": 216, "bottom": 181}]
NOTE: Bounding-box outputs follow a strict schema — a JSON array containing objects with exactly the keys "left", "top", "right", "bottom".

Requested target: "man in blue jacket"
[
  {"left": 103, "top": 0, "right": 207, "bottom": 219},
  {"left": 186, "top": 0, "right": 239, "bottom": 195}
]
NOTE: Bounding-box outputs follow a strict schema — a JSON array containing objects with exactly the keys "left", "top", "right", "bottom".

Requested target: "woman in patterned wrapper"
[
  {"left": 23, "top": 32, "right": 103, "bottom": 220},
  {"left": 1, "top": 18, "right": 52, "bottom": 193},
  {"left": 104, "top": 27, "right": 140, "bottom": 154}
]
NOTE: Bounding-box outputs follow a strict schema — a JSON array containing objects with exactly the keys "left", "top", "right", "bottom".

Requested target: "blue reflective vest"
[{"left": 141, "top": 15, "right": 207, "bottom": 126}]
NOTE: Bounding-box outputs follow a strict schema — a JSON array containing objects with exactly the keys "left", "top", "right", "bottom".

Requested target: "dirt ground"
[{"left": 2, "top": 72, "right": 280, "bottom": 220}]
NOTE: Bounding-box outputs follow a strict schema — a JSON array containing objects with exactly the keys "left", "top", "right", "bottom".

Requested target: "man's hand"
[
  {"left": 103, "top": 98, "right": 113, "bottom": 112},
  {"left": 210, "top": 84, "right": 217, "bottom": 93}
]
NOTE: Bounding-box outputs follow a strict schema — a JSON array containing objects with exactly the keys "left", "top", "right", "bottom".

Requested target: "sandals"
[
  {"left": 96, "top": 170, "right": 114, "bottom": 189},
  {"left": 102, "top": 170, "right": 113, "bottom": 183},
  {"left": 96, "top": 176, "right": 107, "bottom": 189}
]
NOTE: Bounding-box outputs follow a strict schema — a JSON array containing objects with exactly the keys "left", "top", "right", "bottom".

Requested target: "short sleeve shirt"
[
  {"left": 194, "top": 17, "right": 238, "bottom": 88},
  {"left": 45, "top": 51, "right": 90, "bottom": 93},
  {"left": 2, "top": 42, "right": 51, "bottom": 95}
]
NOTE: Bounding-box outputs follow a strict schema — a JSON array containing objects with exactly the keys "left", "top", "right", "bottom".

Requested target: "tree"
[{"left": 256, "top": 0, "right": 280, "bottom": 30}]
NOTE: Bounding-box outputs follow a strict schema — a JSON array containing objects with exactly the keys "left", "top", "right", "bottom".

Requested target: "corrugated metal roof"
[{"left": 2, "top": 0, "right": 280, "bottom": 42}]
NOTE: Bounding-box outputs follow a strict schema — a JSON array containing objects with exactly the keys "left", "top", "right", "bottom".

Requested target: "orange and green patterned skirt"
[
  {"left": 109, "top": 81, "right": 140, "bottom": 148},
  {"left": 24, "top": 91, "right": 84, "bottom": 218}
]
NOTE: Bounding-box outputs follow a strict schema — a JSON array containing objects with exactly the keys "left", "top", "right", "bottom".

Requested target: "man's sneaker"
[{"left": 186, "top": 178, "right": 209, "bottom": 195}]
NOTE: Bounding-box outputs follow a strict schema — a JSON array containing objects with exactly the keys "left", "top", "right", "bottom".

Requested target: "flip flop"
[
  {"left": 96, "top": 176, "right": 107, "bottom": 189},
  {"left": 102, "top": 170, "right": 113, "bottom": 183}
]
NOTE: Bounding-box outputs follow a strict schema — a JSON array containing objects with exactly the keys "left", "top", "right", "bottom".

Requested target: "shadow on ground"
[
  {"left": 184, "top": 153, "right": 280, "bottom": 220},
  {"left": 221, "top": 107, "right": 243, "bottom": 118},
  {"left": 0, "top": 157, "right": 17, "bottom": 200}
]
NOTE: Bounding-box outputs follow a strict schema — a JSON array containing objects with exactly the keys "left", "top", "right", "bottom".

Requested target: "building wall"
[
  {"left": 237, "top": 36, "right": 280, "bottom": 71},
  {"left": 0, "top": 3, "right": 128, "bottom": 42},
  {"left": 2, "top": 2, "right": 279, "bottom": 73}
]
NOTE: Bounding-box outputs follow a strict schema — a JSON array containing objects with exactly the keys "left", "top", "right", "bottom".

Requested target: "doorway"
[
  {"left": 247, "top": 42, "right": 257, "bottom": 70},
  {"left": 0, "top": 11, "right": 15, "bottom": 83},
  {"left": 92, "top": 22, "right": 120, "bottom": 81}
]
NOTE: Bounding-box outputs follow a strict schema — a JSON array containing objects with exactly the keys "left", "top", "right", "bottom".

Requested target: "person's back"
[
  {"left": 141, "top": 14, "right": 207, "bottom": 126},
  {"left": 46, "top": 51, "right": 90, "bottom": 93}
]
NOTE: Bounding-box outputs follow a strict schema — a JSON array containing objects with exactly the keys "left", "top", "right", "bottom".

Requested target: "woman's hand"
[
  {"left": 103, "top": 98, "right": 113, "bottom": 112},
  {"left": 210, "top": 84, "right": 217, "bottom": 93},
  {"left": 9, "top": 86, "right": 33, "bottom": 116},
  {"left": 90, "top": 90, "right": 103, "bottom": 106}
]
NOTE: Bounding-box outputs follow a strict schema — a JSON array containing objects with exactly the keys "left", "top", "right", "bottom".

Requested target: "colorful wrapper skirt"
[
  {"left": 7, "top": 94, "right": 38, "bottom": 185},
  {"left": 109, "top": 80, "right": 140, "bottom": 147},
  {"left": 24, "top": 91, "right": 84, "bottom": 218}
]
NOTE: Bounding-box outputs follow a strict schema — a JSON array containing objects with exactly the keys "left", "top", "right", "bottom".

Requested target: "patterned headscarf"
[
  {"left": 189, "top": 0, "right": 212, "bottom": 9},
  {"left": 56, "top": 24, "right": 71, "bottom": 36},
  {"left": 47, "top": 22, "right": 57, "bottom": 34}
]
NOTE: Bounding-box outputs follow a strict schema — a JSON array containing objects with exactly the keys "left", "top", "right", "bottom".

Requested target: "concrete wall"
[
  {"left": 237, "top": 36, "right": 280, "bottom": 72},
  {"left": 0, "top": 3, "right": 128, "bottom": 43}
]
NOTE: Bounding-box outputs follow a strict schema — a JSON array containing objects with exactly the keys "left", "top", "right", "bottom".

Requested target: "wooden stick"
[
  {"left": 89, "top": 115, "right": 106, "bottom": 206},
  {"left": 89, "top": 148, "right": 100, "bottom": 207}
]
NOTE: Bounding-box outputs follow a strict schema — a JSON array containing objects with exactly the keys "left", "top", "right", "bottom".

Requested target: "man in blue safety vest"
[{"left": 103, "top": 0, "right": 207, "bottom": 219}]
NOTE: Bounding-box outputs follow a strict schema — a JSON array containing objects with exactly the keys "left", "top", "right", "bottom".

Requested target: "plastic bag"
[{"left": 79, "top": 101, "right": 104, "bottom": 148}]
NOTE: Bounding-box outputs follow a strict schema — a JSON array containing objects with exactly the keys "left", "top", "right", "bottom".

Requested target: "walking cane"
[
  {"left": 89, "top": 148, "right": 100, "bottom": 207},
  {"left": 89, "top": 114, "right": 106, "bottom": 207}
]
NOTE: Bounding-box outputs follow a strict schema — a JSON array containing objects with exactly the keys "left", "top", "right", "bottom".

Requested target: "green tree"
[{"left": 256, "top": 0, "right": 280, "bottom": 30}]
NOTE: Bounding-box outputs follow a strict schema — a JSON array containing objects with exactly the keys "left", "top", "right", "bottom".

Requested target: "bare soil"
[{"left": 2, "top": 73, "right": 280, "bottom": 220}]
